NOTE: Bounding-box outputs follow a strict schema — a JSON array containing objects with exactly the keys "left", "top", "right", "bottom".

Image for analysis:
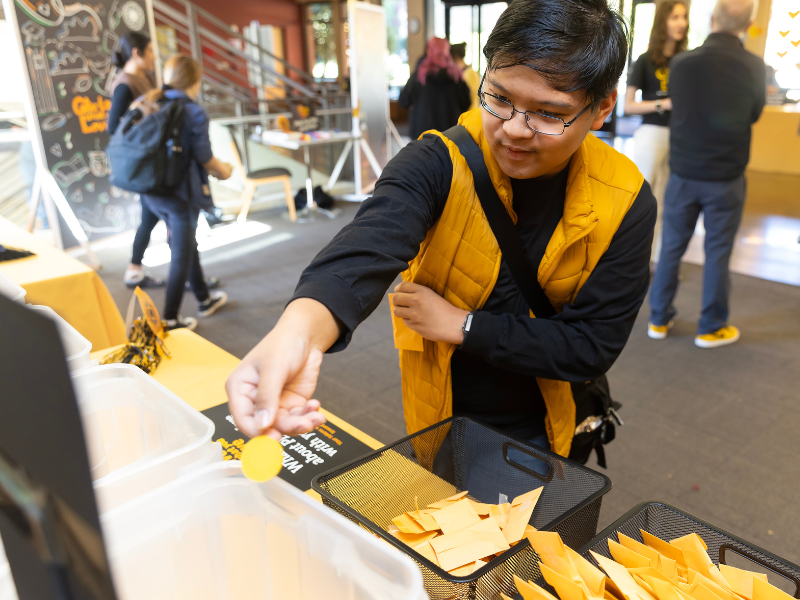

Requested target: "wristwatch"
[
  {"left": 461, "top": 311, "right": 475, "bottom": 341},
  {"left": 655, "top": 99, "right": 665, "bottom": 115}
]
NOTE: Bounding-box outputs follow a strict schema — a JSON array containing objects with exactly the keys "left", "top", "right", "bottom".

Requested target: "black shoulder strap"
[{"left": 444, "top": 125, "right": 556, "bottom": 319}]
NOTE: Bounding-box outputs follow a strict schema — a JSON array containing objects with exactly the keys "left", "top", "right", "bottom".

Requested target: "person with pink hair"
[{"left": 399, "top": 37, "right": 472, "bottom": 139}]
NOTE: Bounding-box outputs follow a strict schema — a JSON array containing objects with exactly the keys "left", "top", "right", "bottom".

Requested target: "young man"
[
  {"left": 226, "top": 0, "right": 657, "bottom": 456},
  {"left": 648, "top": 0, "right": 765, "bottom": 348}
]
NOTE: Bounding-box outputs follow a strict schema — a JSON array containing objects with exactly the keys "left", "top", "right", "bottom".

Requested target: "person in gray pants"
[{"left": 648, "top": 0, "right": 765, "bottom": 349}]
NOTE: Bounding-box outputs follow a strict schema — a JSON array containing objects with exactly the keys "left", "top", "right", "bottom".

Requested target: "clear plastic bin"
[
  {"left": 71, "top": 364, "right": 222, "bottom": 513},
  {"left": 101, "top": 462, "right": 428, "bottom": 600},
  {"left": 28, "top": 305, "right": 95, "bottom": 372},
  {"left": 0, "top": 271, "right": 25, "bottom": 304}
]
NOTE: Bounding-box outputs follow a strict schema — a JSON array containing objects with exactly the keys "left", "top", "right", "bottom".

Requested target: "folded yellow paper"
[
  {"left": 430, "top": 517, "right": 509, "bottom": 555},
  {"left": 567, "top": 545, "right": 608, "bottom": 598},
  {"left": 752, "top": 574, "right": 794, "bottom": 600},
  {"left": 528, "top": 531, "right": 589, "bottom": 593},
  {"left": 620, "top": 534, "right": 662, "bottom": 566},
  {"left": 610, "top": 540, "right": 653, "bottom": 569},
  {"left": 393, "top": 512, "right": 426, "bottom": 534},
  {"left": 504, "top": 497, "right": 540, "bottom": 545},
  {"left": 642, "top": 531, "right": 687, "bottom": 568},
  {"left": 591, "top": 550, "right": 659, "bottom": 600},
  {"left": 514, "top": 574, "right": 561, "bottom": 600},
  {"left": 719, "top": 565, "right": 768, "bottom": 600},
  {"left": 391, "top": 529, "right": 440, "bottom": 547},
  {"left": 432, "top": 498, "right": 483, "bottom": 534},
  {"left": 541, "top": 562, "right": 591, "bottom": 600}
]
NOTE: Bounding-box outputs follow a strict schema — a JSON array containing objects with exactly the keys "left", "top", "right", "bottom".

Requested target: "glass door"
[{"left": 444, "top": 1, "right": 508, "bottom": 75}]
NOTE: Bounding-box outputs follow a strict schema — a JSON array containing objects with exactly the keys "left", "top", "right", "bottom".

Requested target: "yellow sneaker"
[
  {"left": 695, "top": 325, "right": 740, "bottom": 348},
  {"left": 647, "top": 320, "right": 674, "bottom": 340}
]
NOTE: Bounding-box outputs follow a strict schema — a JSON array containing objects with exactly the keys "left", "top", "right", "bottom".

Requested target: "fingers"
[
  {"left": 225, "top": 363, "right": 262, "bottom": 438},
  {"left": 393, "top": 281, "right": 422, "bottom": 294},
  {"left": 393, "top": 305, "right": 412, "bottom": 320}
]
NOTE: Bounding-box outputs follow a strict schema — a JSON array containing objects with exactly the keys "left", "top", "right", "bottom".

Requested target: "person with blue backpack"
[{"left": 109, "top": 54, "right": 233, "bottom": 330}]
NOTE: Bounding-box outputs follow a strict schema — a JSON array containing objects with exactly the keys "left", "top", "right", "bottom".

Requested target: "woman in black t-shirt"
[{"left": 625, "top": 0, "right": 688, "bottom": 262}]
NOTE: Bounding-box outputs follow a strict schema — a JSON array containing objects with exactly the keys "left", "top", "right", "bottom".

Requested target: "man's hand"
[
  {"left": 225, "top": 299, "right": 340, "bottom": 439},
  {"left": 661, "top": 98, "right": 673, "bottom": 111},
  {"left": 392, "top": 281, "right": 469, "bottom": 345}
]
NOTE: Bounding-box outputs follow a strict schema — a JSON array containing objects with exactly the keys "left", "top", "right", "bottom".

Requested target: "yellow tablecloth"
[
  {"left": 0, "top": 217, "right": 126, "bottom": 350},
  {"left": 90, "top": 328, "right": 383, "bottom": 448}
]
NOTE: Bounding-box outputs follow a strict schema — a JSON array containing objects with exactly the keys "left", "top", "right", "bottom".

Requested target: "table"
[
  {"left": 0, "top": 216, "right": 126, "bottom": 350},
  {"left": 253, "top": 129, "right": 382, "bottom": 217},
  {"left": 749, "top": 104, "right": 800, "bottom": 176},
  {"left": 90, "top": 329, "right": 383, "bottom": 498}
]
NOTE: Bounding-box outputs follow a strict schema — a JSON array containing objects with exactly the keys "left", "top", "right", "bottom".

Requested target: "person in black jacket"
[
  {"left": 399, "top": 37, "right": 472, "bottom": 139},
  {"left": 648, "top": 0, "right": 765, "bottom": 349},
  {"left": 107, "top": 33, "right": 163, "bottom": 289}
]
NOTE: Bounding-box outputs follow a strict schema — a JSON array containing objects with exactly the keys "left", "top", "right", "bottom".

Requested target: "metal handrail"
[
  {"left": 186, "top": 0, "right": 321, "bottom": 87},
  {"left": 152, "top": 0, "right": 320, "bottom": 101}
]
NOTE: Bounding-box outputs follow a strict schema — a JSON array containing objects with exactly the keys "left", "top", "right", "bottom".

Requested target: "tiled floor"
[{"left": 89, "top": 171, "right": 800, "bottom": 567}]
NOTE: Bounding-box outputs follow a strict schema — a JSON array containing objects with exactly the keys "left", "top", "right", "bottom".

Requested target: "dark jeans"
[
  {"left": 141, "top": 196, "right": 209, "bottom": 319},
  {"left": 649, "top": 173, "right": 746, "bottom": 334},
  {"left": 130, "top": 198, "right": 159, "bottom": 266}
]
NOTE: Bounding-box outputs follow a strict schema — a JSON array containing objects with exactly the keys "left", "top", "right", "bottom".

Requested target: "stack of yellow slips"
[
  {"left": 387, "top": 488, "right": 543, "bottom": 576},
  {"left": 506, "top": 530, "right": 794, "bottom": 600}
]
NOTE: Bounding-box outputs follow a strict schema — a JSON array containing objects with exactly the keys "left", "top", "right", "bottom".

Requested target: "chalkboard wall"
[{"left": 13, "top": 0, "right": 153, "bottom": 243}]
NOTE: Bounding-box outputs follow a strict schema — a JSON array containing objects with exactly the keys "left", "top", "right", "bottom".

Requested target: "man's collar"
[{"left": 704, "top": 32, "right": 745, "bottom": 48}]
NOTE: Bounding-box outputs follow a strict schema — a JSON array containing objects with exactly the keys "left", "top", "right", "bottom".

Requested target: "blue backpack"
[{"left": 107, "top": 97, "right": 190, "bottom": 196}]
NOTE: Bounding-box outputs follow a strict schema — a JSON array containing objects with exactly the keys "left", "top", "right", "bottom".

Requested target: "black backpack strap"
[{"left": 443, "top": 125, "right": 556, "bottom": 319}]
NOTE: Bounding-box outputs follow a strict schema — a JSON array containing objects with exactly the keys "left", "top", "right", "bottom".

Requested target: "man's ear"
[{"left": 590, "top": 89, "right": 617, "bottom": 130}]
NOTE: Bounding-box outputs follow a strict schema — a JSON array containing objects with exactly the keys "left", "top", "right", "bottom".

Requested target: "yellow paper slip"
[
  {"left": 469, "top": 500, "right": 493, "bottom": 516},
  {"left": 591, "top": 551, "right": 659, "bottom": 600},
  {"left": 437, "top": 541, "right": 500, "bottom": 572},
  {"left": 628, "top": 567, "right": 673, "bottom": 585},
  {"left": 642, "top": 575, "right": 685, "bottom": 600},
  {"left": 504, "top": 497, "right": 539, "bottom": 545},
  {"left": 527, "top": 531, "right": 587, "bottom": 592},
  {"left": 566, "top": 545, "right": 608, "bottom": 598},
  {"left": 611, "top": 540, "right": 653, "bottom": 569},
  {"left": 513, "top": 487, "right": 544, "bottom": 507},
  {"left": 688, "top": 569, "right": 743, "bottom": 600},
  {"left": 393, "top": 512, "right": 426, "bottom": 534},
  {"left": 642, "top": 531, "right": 687, "bottom": 568},
  {"left": 411, "top": 510, "right": 442, "bottom": 532},
  {"left": 514, "top": 574, "right": 561, "bottom": 600},
  {"left": 391, "top": 529, "right": 440, "bottom": 547},
  {"left": 719, "top": 564, "right": 768, "bottom": 600},
  {"left": 429, "top": 517, "right": 509, "bottom": 555},
  {"left": 541, "top": 562, "right": 591, "bottom": 600},
  {"left": 753, "top": 574, "right": 794, "bottom": 600},
  {"left": 432, "top": 498, "right": 483, "bottom": 534},
  {"left": 619, "top": 534, "right": 662, "bottom": 567},
  {"left": 414, "top": 540, "right": 441, "bottom": 567}
]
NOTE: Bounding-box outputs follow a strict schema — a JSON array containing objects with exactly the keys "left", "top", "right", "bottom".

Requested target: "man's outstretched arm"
[{"left": 226, "top": 136, "right": 453, "bottom": 438}]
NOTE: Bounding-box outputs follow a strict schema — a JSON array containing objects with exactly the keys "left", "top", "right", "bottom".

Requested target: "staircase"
[{"left": 151, "top": 0, "right": 351, "bottom": 119}]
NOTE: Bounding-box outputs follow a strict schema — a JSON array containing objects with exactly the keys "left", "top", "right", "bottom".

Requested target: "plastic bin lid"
[{"left": 28, "top": 305, "right": 92, "bottom": 363}]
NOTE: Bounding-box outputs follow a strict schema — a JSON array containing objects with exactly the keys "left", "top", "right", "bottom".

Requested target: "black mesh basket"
[
  {"left": 311, "top": 417, "right": 611, "bottom": 600},
  {"left": 579, "top": 502, "right": 800, "bottom": 599}
]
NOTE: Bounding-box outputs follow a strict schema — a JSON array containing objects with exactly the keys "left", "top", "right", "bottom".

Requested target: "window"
[
  {"left": 307, "top": 3, "right": 340, "bottom": 79},
  {"left": 764, "top": 0, "right": 800, "bottom": 89},
  {"left": 384, "top": 0, "right": 410, "bottom": 90}
]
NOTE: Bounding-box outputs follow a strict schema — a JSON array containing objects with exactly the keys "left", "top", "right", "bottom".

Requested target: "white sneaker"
[
  {"left": 647, "top": 320, "right": 674, "bottom": 340},
  {"left": 165, "top": 315, "right": 197, "bottom": 331},
  {"left": 198, "top": 290, "right": 228, "bottom": 318}
]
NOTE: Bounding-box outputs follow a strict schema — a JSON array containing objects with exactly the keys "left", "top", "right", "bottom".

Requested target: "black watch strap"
[{"left": 462, "top": 311, "right": 475, "bottom": 337}]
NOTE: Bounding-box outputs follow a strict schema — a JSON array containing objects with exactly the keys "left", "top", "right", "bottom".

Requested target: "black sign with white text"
[{"left": 201, "top": 403, "right": 374, "bottom": 491}]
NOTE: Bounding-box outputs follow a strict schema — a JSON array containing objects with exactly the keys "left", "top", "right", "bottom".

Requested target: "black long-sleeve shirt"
[
  {"left": 107, "top": 83, "right": 134, "bottom": 135},
  {"left": 669, "top": 33, "right": 766, "bottom": 181},
  {"left": 292, "top": 135, "right": 656, "bottom": 435}
]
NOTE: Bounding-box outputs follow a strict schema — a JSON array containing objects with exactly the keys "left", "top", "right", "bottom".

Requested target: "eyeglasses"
[{"left": 478, "top": 73, "right": 592, "bottom": 136}]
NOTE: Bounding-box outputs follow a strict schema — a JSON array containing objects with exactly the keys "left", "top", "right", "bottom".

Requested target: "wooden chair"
[{"left": 228, "top": 127, "right": 295, "bottom": 223}]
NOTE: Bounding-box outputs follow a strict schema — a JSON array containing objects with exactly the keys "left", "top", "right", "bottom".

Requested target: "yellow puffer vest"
[{"left": 395, "top": 109, "right": 644, "bottom": 457}]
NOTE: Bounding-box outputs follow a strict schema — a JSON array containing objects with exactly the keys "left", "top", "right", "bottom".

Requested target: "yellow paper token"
[{"left": 241, "top": 435, "right": 284, "bottom": 482}]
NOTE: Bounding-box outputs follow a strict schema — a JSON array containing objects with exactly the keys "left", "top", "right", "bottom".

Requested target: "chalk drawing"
[
  {"left": 51, "top": 51, "right": 89, "bottom": 75},
  {"left": 25, "top": 46, "right": 58, "bottom": 114},
  {"left": 52, "top": 152, "right": 90, "bottom": 187},
  {"left": 42, "top": 112, "right": 66, "bottom": 130},
  {"left": 74, "top": 73, "right": 92, "bottom": 92},
  {"left": 49, "top": 143, "right": 62, "bottom": 157},
  {"left": 21, "top": 21, "right": 45, "bottom": 46},
  {"left": 64, "top": 131, "right": 73, "bottom": 149},
  {"left": 121, "top": 1, "right": 145, "bottom": 31}
]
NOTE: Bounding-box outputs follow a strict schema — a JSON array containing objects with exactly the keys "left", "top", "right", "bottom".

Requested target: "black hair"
[
  {"left": 112, "top": 32, "right": 151, "bottom": 68},
  {"left": 483, "top": 0, "right": 629, "bottom": 108},
  {"left": 450, "top": 42, "right": 467, "bottom": 60}
]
